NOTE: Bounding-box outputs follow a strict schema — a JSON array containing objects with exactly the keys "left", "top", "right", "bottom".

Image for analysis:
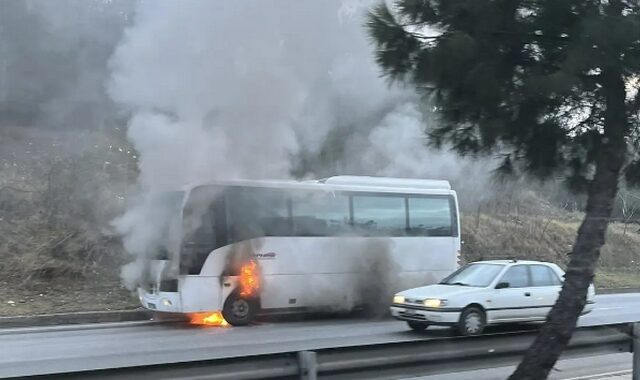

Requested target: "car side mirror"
[{"left": 495, "top": 282, "right": 510, "bottom": 289}]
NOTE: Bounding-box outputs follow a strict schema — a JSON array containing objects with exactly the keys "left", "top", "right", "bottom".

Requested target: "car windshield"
[{"left": 439, "top": 263, "right": 505, "bottom": 287}]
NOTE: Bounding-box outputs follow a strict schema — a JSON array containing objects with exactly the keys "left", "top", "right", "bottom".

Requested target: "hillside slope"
[{"left": 462, "top": 213, "right": 640, "bottom": 289}]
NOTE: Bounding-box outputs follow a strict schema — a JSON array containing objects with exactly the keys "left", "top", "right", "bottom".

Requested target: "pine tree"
[{"left": 367, "top": 1, "right": 640, "bottom": 378}]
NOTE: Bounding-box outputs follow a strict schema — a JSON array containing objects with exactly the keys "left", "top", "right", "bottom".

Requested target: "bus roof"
[
  {"left": 314, "top": 176, "right": 451, "bottom": 190},
  {"left": 181, "top": 176, "right": 453, "bottom": 195}
]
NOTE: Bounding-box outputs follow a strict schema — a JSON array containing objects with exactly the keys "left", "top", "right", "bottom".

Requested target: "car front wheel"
[
  {"left": 407, "top": 321, "right": 429, "bottom": 332},
  {"left": 458, "top": 307, "right": 486, "bottom": 336}
]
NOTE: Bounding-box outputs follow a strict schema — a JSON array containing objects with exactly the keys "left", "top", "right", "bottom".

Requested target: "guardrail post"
[
  {"left": 634, "top": 322, "right": 639, "bottom": 380},
  {"left": 298, "top": 351, "right": 317, "bottom": 380}
]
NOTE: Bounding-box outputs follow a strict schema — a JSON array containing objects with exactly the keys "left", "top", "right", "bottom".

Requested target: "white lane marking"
[
  {"left": 562, "top": 369, "right": 632, "bottom": 380},
  {"left": 595, "top": 307, "right": 626, "bottom": 311}
]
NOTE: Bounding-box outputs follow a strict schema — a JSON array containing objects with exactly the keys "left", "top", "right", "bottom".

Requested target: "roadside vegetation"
[
  {"left": 0, "top": 126, "right": 138, "bottom": 316},
  {"left": 1, "top": 126, "right": 638, "bottom": 316},
  {"left": 463, "top": 213, "right": 640, "bottom": 289}
]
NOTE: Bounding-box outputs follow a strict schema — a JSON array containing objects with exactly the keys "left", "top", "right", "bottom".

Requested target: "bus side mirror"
[{"left": 495, "top": 282, "right": 510, "bottom": 289}]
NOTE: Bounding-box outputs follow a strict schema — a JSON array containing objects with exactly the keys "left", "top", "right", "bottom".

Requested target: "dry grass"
[
  {"left": 0, "top": 210, "right": 138, "bottom": 316},
  {"left": 462, "top": 212, "right": 640, "bottom": 288},
  {"left": 595, "top": 269, "right": 640, "bottom": 289},
  {"left": 0, "top": 126, "right": 139, "bottom": 316}
]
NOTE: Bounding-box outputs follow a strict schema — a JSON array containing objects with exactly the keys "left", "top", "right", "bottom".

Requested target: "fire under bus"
[{"left": 137, "top": 176, "right": 461, "bottom": 326}]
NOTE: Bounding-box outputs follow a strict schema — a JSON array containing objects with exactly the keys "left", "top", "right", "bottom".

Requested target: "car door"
[
  {"left": 528, "top": 264, "right": 562, "bottom": 318},
  {"left": 488, "top": 265, "right": 535, "bottom": 322}
]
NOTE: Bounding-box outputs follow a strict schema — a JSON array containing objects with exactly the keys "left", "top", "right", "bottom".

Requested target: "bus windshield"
[{"left": 180, "top": 186, "right": 224, "bottom": 274}]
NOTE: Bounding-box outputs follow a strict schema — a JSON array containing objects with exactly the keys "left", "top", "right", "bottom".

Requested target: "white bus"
[{"left": 137, "top": 176, "right": 461, "bottom": 325}]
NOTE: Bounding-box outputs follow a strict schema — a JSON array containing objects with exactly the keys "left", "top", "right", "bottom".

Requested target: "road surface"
[
  {"left": 407, "top": 353, "right": 632, "bottom": 380},
  {"left": 1, "top": 293, "right": 639, "bottom": 378}
]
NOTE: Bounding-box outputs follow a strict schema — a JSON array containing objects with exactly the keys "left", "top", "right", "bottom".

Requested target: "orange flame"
[
  {"left": 239, "top": 259, "right": 260, "bottom": 297},
  {"left": 188, "top": 311, "right": 229, "bottom": 327}
]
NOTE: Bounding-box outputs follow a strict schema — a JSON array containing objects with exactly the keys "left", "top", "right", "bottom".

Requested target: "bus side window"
[
  {"left": 291, "top": 192, "right": 350, "bottom": 236},
  {"left": 407, "top": 196, "right": 453, "bottom": 236},
  {"left": 352, "top": 195, "right": 406, "bottom": 236},
  {"left": 227, "top": 187, "right": 291, "bottom": 239}
]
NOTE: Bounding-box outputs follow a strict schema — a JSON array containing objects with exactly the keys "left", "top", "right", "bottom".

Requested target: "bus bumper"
[{"left": 138, "top": 288, "right": 182, "bottom": 313}]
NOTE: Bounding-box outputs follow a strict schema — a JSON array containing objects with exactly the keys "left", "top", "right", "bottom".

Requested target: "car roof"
[{"left": 472, "top": 260, "right": 554, "bottom": 265}]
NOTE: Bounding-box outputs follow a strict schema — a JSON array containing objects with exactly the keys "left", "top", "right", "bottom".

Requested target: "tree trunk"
[{"left": 508, "top": 68, "right": 628, "bottom": 379}]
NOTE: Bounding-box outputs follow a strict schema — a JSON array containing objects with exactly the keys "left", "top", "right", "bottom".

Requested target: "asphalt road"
[
  {"left": 406, "top": 353, "right": 633, "bottom": 380},
  {"left": 1, "top": 293, "right": 639, "bottom": 378}
]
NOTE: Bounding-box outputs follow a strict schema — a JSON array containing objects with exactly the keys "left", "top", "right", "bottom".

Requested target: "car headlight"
[
  {"left": 393, "top": 295, "right": 405, "bottom": 304},
  {"left": 162, "top": 298, "right": 172, "bottom": 306},
  {"left": 423, "top": 298, "right": 448, "bottom": 308}
]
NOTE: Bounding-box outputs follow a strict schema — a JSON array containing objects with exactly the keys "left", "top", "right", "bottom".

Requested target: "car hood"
[{"left": 397, "top": 284, "right": 482, "bottom": 299}]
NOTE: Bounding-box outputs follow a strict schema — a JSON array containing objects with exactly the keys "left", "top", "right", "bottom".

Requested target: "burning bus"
[{"left": 137, "top": 176, "right": 461, "bottom": 326}]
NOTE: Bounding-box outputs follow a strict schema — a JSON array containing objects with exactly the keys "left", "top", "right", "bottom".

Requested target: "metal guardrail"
[
  {"left": 635, "top": 323, "right": 640, "bottom": 380},
  {"left": 24, "top": 322, "right": 638, "bottom": 380}
]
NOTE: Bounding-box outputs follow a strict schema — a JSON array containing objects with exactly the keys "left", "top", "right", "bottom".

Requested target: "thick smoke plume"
[
  {"left": 108, "top": 0, "right": 491, "bottom": 290},
  {"left": 0, "top": 0, "right": 135, "bottom": 129}
]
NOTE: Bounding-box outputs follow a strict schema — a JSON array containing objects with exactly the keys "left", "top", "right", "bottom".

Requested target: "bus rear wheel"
[{"left": 222, "top": 293, "right": 258, "bottom": 326}]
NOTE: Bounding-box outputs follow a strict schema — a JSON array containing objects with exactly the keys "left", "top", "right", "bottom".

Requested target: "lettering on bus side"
[{"left": 254, "top": 252, "right": 277, "bottom": 260}]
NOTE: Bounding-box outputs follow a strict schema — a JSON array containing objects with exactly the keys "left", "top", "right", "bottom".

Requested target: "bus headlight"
[
  {"left": 393, "top": 295, "right": 405, "bottom": 304},
  {"left": 162, "top": 298, "right": 172, "bottom": 306},
  {"left": 423, "top": 299, "right": 447, "bottom": 308}
]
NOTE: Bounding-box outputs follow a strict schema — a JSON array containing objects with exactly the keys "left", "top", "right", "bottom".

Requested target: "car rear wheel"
[
  {"left": 458, "top": 307, "right": 485, "bottom": 336},
  {"left": 222, "top": 293, "right": 259, "bottom": 326},
  {"left": 407, "top": 321, "right": 429, "bottom": 331}
]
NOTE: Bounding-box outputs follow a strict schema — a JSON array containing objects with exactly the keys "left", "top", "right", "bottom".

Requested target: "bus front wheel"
[{"left": 222, "top": 293, "right": 258, "bottom": 326}]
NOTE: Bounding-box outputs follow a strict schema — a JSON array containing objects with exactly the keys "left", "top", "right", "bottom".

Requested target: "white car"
[{"left": 390, "top": 260, "right": 595, "bottom": 336}]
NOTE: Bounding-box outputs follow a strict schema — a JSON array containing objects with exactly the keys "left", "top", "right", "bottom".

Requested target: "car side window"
[
  {"left": 499, "top": 265, "right": 529, "bottom": 288},
  {"left": 530, "top": 265, "right": 562, "bottom": 286}
]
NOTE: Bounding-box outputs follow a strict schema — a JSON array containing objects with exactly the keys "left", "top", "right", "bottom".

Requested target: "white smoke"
[
  {"left": 361, "top": 103, "right": 452, "bottom": 178},
  {"left": 108, "top": 0, "right": 492, "bottom": 288}
]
